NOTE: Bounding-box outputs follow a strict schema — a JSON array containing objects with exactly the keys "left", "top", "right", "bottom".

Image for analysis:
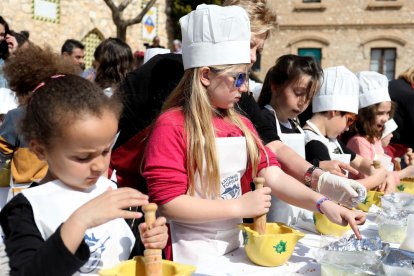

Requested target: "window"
[
  {"left": 32, "top": 0, "right": 60, "bottom": 23},
  {"left": 81, "top": 29, "right": 104, "bottom": 69},
  {"left": 370, "top": 48, "right": 396, "bottom": 80},
  {"left": 298, "top": 48, "right": 322, "bottom": 64}
]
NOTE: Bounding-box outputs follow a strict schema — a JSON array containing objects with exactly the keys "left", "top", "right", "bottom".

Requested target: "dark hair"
[
  {"left": 0, "top": 16, "right": 10, "bottom": 60},
  {"left": 0, "top": 16, "right": 10, "bottom": 35},
  {"left": 10, "top": 30, "right": 29, "bottom": 47},
  {"left": 94, "top": 37, "right": 134, "bottom": 90},
  {"left": 258, "top": 54, "right": 322, "bottom": 109},
  {"left": 61, "top": 39, "right": 85, "bottom": 55},
  {"left": 346, "top": 102, "right": 396, "bottom": 144},
  {"left": 20, "top": 74, "right": 122, "bottom": 145},
  {"left": 3, "top": 44, "right": 77, "bottom": 104}
]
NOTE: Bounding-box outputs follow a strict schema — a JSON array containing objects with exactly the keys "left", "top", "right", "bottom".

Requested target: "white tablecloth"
[{"left": 193, "top": 216, "right": 381, "bottom": 276}]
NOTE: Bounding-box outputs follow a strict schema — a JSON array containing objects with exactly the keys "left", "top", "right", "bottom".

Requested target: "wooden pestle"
[
  {"left": 373, "top": 160, "right": 381, "bottom": 169},
  {"left": 142, "top": 203, "right": 162, "bottom": 276},
  {"left": 252, "top": 177, "right": 267, "bottom": 235},
  {"left": 394, "top": 157, "right": 402, "bottom": 171}
]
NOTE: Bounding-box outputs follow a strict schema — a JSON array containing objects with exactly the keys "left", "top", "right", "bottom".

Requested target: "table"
[{"left": 193, "top": 215, "right": 382, "bottom": 276}]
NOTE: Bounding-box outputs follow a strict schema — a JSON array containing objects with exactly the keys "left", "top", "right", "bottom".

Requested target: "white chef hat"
[
  {"left": 312, "top": 66, "right": 359, "bottom": 114},
  {"left": 357, "top": 71, "right": 391, "bottom": 109},
  {"left": 381, "top": 119, "right": 398, "bottom": 139},
  {"left": 179, "top": 4, "right": 250, "bottom": 70},
  {"left": 143, "top": 48, "right": 171, "bottom": 64}
]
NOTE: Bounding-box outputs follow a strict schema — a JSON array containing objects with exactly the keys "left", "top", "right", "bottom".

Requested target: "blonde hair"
[
  {"left": 398, "top": 66, "right": 414, "bottom": 85},
  {"left": 162, "top": 65, "right": 263, "bottom": 197},
  {"left": 223, "top": 0, "right": 278, "bottom": 37}
]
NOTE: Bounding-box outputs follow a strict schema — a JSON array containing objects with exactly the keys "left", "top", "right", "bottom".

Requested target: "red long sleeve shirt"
[{"left": 143, "top": 108, "right": 280, "bottom": 205}]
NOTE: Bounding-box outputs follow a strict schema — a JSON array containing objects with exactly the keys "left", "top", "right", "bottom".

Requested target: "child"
[
  {"left": 143, "top": 4, "right": 365, "bottom": 266},
  {"left": 257, "top": 55, "right": 364, "bottom": 225},
  {"left": 381, "top": 118, "right": 414, "bottom": 167},
  {"left": 303, "top": 66, "right": 390, "bottom": 193},
  {"left": 0, "top": 45, "right": 77, "bottom": 189},
  {"left": 346, "top": 72, "right": 404, "bottom": 192},
  {"left": 94, "top": 37, "right": 135, "bottom": 97},
  {"left": 0, "top": 66, "right": 168, "bottom": 273}
]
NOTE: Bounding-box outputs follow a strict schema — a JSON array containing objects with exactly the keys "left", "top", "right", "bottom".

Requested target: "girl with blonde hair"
[{"left": 143, "top": 4, "right": 365, "bottom": 266}]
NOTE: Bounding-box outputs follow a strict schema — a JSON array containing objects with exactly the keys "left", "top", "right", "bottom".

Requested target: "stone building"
[
  {"left": 2, "top": 0, "right": 413, "bottom": 79},
  {"left": 259, "top": 0, "right": 414, "bottom": 80},
  {"left": 0, "top": 0, "right": 171, "bottom": 68}
]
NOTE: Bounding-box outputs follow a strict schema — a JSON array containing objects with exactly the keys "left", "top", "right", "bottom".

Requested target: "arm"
[
  {"left": 158, "top": 189, "right": 271, "bottom": 223},
  {"left": 350, "top": 154, "right": 386, "bottom": 189},
  {"left": 267, "top": 140, "right": 357, "bottom": 182},
  {"left": 0, "top": 194, "right": 89, "bottom": 276},
  {"left": 61, "top": 187, "right": 148, "bottom": 254},
  {"left": 259, "top": 166, "right": 365, "bottom": 239}
]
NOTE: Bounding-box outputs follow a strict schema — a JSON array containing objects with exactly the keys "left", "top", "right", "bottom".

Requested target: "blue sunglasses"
[
  {"left": 229, "top": 72, "right": 248, "bottom": 88},
  {"left": 210, "top": 68, "right": 248, "bottom": 88}
]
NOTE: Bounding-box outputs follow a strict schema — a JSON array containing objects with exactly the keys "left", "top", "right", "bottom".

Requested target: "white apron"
[
  {"left": 305, "top": 121, "right": 352, "bottom": 168},
  {"left": 264, "top": 105, "right": 304, "bottom": 225},
  {"left": 22, "top": 177, "right": 135, "bottom": 275},
  {"left": 170, "top": 137, "right": 247, "bottom": 265}
]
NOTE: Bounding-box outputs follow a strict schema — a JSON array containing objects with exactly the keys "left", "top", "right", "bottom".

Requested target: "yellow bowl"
[
  {"left": 99, "top": 256, "right": 196, "bottom": 276},
  {"left": 398, "top": 179, "right": 414, "bottom": 195},
  {"left": 357, "top": 190, "right": 383, "bottom": 212},
  {"left": 314, "top": 212, "right": 351, "bottom": 237},
  {"left": 239, "top": 222, "right": 304, "bottom": 267}
]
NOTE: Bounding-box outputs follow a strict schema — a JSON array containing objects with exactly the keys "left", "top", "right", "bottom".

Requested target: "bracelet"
[
  {"left": 316, "top": 196, "right": 330, "bottom": 214},
  {"left": 304, "top": 165, "right": 319, "bottom": 188}
]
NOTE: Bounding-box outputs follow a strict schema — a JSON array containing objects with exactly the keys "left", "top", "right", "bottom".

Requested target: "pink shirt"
[
  {"left": 347, "top": 135, "right": 400, "bottom": 183},
  {"left": 143, "top": 108, "right": 280, "bottom": 205}
]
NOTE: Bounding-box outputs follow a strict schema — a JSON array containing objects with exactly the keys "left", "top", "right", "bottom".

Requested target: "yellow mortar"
[{"left": 239, "top": 222, "right": 304, "bottom": 267}]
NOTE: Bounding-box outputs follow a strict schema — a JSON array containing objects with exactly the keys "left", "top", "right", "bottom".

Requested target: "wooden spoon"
[
  {"left": 252, "top": 177, "right": 267, "bottom": 235},
  {"left": 142, "top": 203, "right": 162, "bottom": 276}
]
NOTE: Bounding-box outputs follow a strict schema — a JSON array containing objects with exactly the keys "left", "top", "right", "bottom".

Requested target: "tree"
[
  {"left": 103, "top": 0, "right": 157, "bottom": 41},
  {"left": 170, "top": 0, "right": 223, "bottom": 40}
]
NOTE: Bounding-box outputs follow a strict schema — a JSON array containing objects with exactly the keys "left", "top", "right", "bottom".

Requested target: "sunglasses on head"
[
  {"left": 210, "top": 68, "right": 248, "bottom": 88},
  {"left": 345, "top": 113, "right": 358, "bottom": 127}
]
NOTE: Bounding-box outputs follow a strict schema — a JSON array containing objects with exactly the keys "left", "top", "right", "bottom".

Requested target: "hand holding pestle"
[
  {"left": 253, "top": 177, "right": 267, "bottom": 235},
  {"left": 142, "top": 203, "right": 162, "bottom": 276},
  {"left": 394, "top": 157, "right": 402, "bottom": 171},
  {"left": 373, "top": 160, "right": 381, "bottom": 169}
]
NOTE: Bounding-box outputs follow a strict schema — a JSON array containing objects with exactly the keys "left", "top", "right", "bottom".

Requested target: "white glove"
[{"left": 317, "top": 172, "right": 367, "bottom": 208}]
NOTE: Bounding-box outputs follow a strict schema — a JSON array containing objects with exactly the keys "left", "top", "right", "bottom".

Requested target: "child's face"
[
  {"left": 249, "top": 33, "right": 267, "bottom": 65},
  {"left": 375, "top": 101, "right": 392, "bottom": 134},
  {"left": 207, "top": 65, "right": 249, "bottom": 109},
  {"left": 326, "top": 112, "right": 356, "bottom": 139},
  {"left": 273, "top": 75, "right": 312, "bottom": 122},
  {"left": 40, "top": 110, "right": 118, "bottom": 190}
]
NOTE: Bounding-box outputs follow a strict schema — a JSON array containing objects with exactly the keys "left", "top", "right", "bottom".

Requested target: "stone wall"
[
  {"left": 0, "top": 0, "right": 169, "bottom": 53},
  {"left": 2, "top": 0, "right": 413, "bottom": 80},
  {"left": 261, "top": 0, "right": 414, "bottom": 80}
]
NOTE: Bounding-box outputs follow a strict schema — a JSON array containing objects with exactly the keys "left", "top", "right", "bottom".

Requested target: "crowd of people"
[{"left": 0, "top": 0, "right": 414, "bottom": 274}]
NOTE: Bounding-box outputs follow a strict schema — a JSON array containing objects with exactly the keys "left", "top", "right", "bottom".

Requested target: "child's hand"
[
  {"left": 379, "top": 173, "right": 396, "bottom": 194},
  {"left": 403, "top": 164, "right": 414, "bottom": 178},
  {"left": 139, "top": 216, "right": 168, "bottom": 249},
  {"left": 320, "top": 200, "right": 366, "bottom": 239},
  {"left": 237, "top": 187, "right": 271, "bottom": 218},
  {"left": 319, "top": 160, "right": 358, "bottom": 177},
  {"left": 70, "top": 187, "right": 149, "bottom": 230},
  {"left": 403, "top": 153, "right": 410, "bottom": 166},
  {"left": 316, "top": 172, "right": 367, "bottom": 208}
]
